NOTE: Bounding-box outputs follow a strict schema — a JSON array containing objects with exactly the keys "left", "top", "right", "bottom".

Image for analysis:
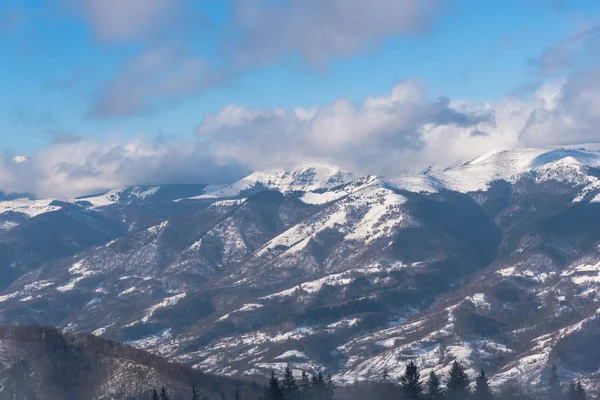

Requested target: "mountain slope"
[
  {"left": 0, "top": 148, "right": 599, "bottom": 392},
  {"left": 0, "top": 325, "right": 262, "bottom": 400}
]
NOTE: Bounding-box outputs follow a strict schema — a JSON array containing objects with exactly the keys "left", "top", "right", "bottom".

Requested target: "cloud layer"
[{"left": 5, "top": 63, "right": 599, "bottom": 199}]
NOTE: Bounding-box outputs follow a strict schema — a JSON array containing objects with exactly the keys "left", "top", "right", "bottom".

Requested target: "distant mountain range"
[{"left": 0, "top": 148, "right": 599, "bottom": 395}]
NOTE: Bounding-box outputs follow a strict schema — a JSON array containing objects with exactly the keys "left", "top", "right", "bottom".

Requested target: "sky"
[{"left": 1, "top": 0, "right": 600, "bottom": 198}]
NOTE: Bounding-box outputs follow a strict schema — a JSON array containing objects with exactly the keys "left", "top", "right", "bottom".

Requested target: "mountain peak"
[{"left": 190, "top": 163, "right": 355, "bottom": 199}]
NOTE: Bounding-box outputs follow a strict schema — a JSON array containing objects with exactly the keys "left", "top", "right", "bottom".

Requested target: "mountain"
[
  {"left": 0, "top": 151, "right": 599, "bottom": 394},
  {"left": 0, "top": 325, "right": 262, "bottom": 399}
]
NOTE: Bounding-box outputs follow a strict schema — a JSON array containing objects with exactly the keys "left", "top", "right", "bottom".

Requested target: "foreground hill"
[
  {"left": 0, "top": 150, "right": 598, "bottom": 392},
  {"left": 0, "top": 325, "right": 261, "bottom": 400}
]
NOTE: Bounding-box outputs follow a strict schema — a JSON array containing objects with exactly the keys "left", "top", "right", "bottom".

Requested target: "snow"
[
  {"left": 56, "top": 276, "right": 86, "bottom": 292},
  {"left": 141, "top": 293, "right": 187, "bottom": 323},
  {"left": 118, "top": 287, "right": 137, "bottom": 296},
  {"left": 187, "top": 164, "right": 354, "bottom": 199},
  {"left": 75, "top": 186, "right": 160, "bottom": 208},
  {"left": 0, "top": 198, "right": 60, "bottom": 217},
  {"left": 417, "top": 148, "right": 600, "bottom": 194},
  {"left": 344, "top": 188, "right": 406, "bottom": 244},
  {"left": 327, "top": 318, "right": 361, "bottom": 329},
  {"left": 466, "top": 293, "right": 490, "bottom": 309},
  {"left": 274, "top": 350, "right": 308, "bottom": 360},
  {"left": 148, "top": 220, "right": 169, "bottom": 233}
]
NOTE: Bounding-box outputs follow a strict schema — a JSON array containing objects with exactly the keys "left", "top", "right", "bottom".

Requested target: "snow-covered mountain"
[
  {"left": 186, "top": 164, "right": 354, "bottom": 200},
  {"left": 0, "top": 148, "right": 600, "bottom": 394}
]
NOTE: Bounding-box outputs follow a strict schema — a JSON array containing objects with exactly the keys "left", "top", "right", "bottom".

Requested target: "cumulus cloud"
[
  {"left": 0, "top": 137, "right": 246, "bottom": 199},
  {"left": 231, "top": 0, "right": 443, "bottom": 67},
  {"left": 197, "top": 70, "right": 600, "bottom": 176},
  {"left": 88, "top": 43, "right": 223, "bottom": 118},
  {"left": 5, "top": 67, "right": 600, "bottom": 198},
  {"left": 197, "top": 79, "right": 498, "bottom": 175}
]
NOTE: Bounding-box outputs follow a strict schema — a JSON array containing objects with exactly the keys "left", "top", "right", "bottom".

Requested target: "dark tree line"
[
  {"left": 264, "top": 367, "right": 335, "bottom": 400},
  {"left": 337, "top": 361, "right": 589, "bottom": 400},
  {"left": 150, "top": 362, "right": 589, "bottom": 400}
]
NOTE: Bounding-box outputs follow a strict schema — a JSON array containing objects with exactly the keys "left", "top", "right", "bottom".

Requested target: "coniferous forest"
[{"left": 151, "top": 361, "right": 591, "bottom": 400}]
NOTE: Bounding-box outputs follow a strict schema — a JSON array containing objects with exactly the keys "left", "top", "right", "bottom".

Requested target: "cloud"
[
  {"left": 231, "top": 0, "right": 444, "bottom": 67},
  {"left": 531, "top": 18, "right": 600, "bottom": 77},
  {"left": 87, "top": 43, "right": 223, "bottom": 118},
  {"left": 68, "top": 0, "right": 180, "bottom": 42},
  {"left": 520, "top": 66, "right": 600, "bottom": 146},
  {"left": 0, "top": 136, "right": 246, "bottom": 199},
  {"left": 197, "top": 66, "right": 600, "bottom": 177},
  {"left": 5, "top": 67, "right": 600, "bottom": 199},
  {"left": 197, "top": 79, "right": 498, "bottom": 175},
  {"left": 83, "top": 0, "right": 446, "bottom": 118}
]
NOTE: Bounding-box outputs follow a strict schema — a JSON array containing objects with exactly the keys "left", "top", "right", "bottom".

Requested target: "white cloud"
[
  {"left": 232, "top": 0, "right": 443, "bottom": 67},
  {"left": 0, "top": 136, "right": 245, "bottom": 199},
  {"left": 4, "top": 69, "right": 600, "bottom": 199},
  {"left": 72, "top": 0, "right": 179, "bottom": 42},
  {"left": 88, "top": 43, "right": 222, "bottom": 118},
  {"left": 197, "top": 71, "right": 600, "bottom": 177}
]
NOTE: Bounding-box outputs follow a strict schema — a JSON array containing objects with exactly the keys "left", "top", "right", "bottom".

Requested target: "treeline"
[
  {"left": 149, "top": 361, "right": 590, "bottom": 400},
  {"left": 337, "top": 361, "right": 589, "bottom": 400}
]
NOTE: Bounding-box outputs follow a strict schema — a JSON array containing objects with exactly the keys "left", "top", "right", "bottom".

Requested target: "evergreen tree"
[
  {"left": 152, "top": 389, "right": 159, "bottom": 400},
  {"left": 221, "top": 392, "right": 228, "bottom": 400},
  {"left": 575, "top": 381, "right": 586, "bottom": 400},
  {"left": 426, "top": 371, "right": 442, "bottom": 400},
  {"left": 446, "top": 361, "right": 470, "bottom": 400},
  {"left": 473, "top": 369, "right": 492, "bottom": 400},
  {"left": 192, "top": 386, "right": 200, "bottom": 400},
  {"left": 568, "top": 382, "right": 578, "bottom": 400},
  {"left": 299, "top": 371, "right": 312, "bottom": 397},
  {"left": 160, "top": 387, "right": 170, "bottom": 400},
  {"left": 314, "top": 372, "right": 327, "bottom": 400},
  {"left": 265, "top": 371, "right": 284, "bottom": 400},
  {"left": 382, "top": 368, "right": 389, "bottom": 383},
  {"left": 324, "top": 374, "right": 335, "bottom": 400},
  {"left": 282, "top": 365, "right": 298, "bottom": 399},
  {"left": 235, "top": 388, "right": 242, "bottom": 400},
  {"left": 548, "top": 364, "right": 561, "bottom": 400},
  {"left": 400, "top": 360, "right": 423, "bottom": 400}
]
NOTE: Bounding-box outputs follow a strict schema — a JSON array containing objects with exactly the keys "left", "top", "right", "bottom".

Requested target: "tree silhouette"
[
  {"left": 400, "top": 361, "right": 422, "bottom": 400},
  {"left": 426, "top": 371, "right": 442, "bottom": 400},
  {"left": 160, "top": 386, "right": 170, "bottom": 400},
  {"left": 473, "top": 369, "right": 492, "bottom": 400},
  {"left": 265, "top": 371, "right": 284, "bottom": 400},
  {"left": 446, "top": 361, "right": 470, "bottom": 400},
  {"left": 549, "top": 364, "right": 561, "bottom": 400}
]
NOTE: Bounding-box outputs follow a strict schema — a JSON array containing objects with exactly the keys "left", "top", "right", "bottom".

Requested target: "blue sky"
[
  {"left": 0, "top": 0, "right": 596, "bottom": 154},
  {"left": 1, "top": 0, "right": 600, "bottom": 197}
]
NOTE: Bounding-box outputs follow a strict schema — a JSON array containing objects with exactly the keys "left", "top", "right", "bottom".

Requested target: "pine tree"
[
  {"left": 569, "top": 382, "right": 578, "bottom": 400},
  {"left": 299, "top": 371, "right": 312, "bottom": 400},
  {"left": 160, "top": 387, "right": 170, "bottom": 400},
  {"left": 400, "top": 360, "right": 423, "bottom": 400},
  {"left": 575, "top": 381, "right": 587, "bottom": 400},
  {"left": 152, "top": 389, "right": 159, "bottom": 400},
  {"left": 382, "top": 368, "right": 389, "bottom": 383},
  {"left": 324, "top": 374, "right": 335, "bottom": 400},
  {"left": 426, "top": 371, "right": 442, "bottom": 400},
  {"left": 266, "top": 371, "right": 284, "bottom": 400},
  {"left": 235, "top": 388, "right": 242, "bottom": 400},
  {"left": 446, "top": 361, "right": 470, "bottom": 400},
  {"left": 549, "top": 364, "right": 561, "bottom": 400},
  {"left": 473, "top": 369, "right": 492, "bottom": 400},
  {"left": 282, "top": 365, "right": 298, "bottom": 399},
  {"left": 192, "top": 386, "right": 200, "bottom": 400},
  {"left": 221, "top": 392, "right": 228, "bottom": 400}
]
